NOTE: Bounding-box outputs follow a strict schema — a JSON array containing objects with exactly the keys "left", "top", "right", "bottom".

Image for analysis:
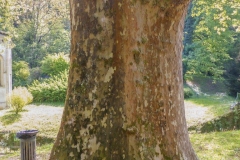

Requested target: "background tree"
[
  {"left": 184, "top": 0, "right": 240, "bottom": 80},
  {"left": 11, "top": 0, "right": 70, "bottom": 67},
  {"left": 183, "top": 1, "right": 197, "bottom": 57},
  {"left": 224, "top": 33, "right": 240, "bottom": 96},
  {"left": 50, "top": 0, "right": 197, "bottom": 159},
  {"left": 0, "top": 0, "right": 12, "bottom": 32},
  {"left": 0, "top": 0, "right": 70, "bottom": 68},
  {"left": 0, "top": 0, "right": 71, "bottom": 93}
]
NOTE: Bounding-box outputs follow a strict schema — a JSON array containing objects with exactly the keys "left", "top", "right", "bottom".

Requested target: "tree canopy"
[
  {"left": 0, "top": 0, "right": 70, "bottom": 67},
  {"left": 184, "top": 0, "right": 240, "bottom": 80}
]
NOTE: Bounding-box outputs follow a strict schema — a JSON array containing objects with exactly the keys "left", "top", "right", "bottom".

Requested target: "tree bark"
[{"left": 50, "top": 0, "right": 197, "bottom": 159}]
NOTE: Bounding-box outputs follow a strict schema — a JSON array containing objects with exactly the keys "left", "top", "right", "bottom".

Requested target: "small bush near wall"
[{"left": 7, "top": 87, "right": 33, "bottom": 114}]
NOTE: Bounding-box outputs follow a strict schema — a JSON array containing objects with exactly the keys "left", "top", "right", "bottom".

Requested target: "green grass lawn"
[
  {"left": 190, "top": 130, "right": 240, "bottom": 160},
  {"left": 186, "top": 94, "right": 240, "bottom": 159},
  {"left": 0, "top": 104, "right": 63, "bottom": 160}
]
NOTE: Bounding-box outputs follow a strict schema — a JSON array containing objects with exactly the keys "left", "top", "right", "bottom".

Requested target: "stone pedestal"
[{"left": 16, "top": 130, "right": 38, "bottom": 160}]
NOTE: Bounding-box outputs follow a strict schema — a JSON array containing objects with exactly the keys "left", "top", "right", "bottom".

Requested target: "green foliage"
[
  {"left": 12, "top": 22, "right": 48, "bottom": 67},
  {"left": 29, "top": 67, "right": 42, "bottom": 82},
  {"left": 184, "top": 88, "right": 194, "bottom": 99},
  {"left": 184, "top": 0, "right": 240, "bottom": 80},
  {"left": 45, "top": 23, "right": 70, "bottom": 54},
  {"left": 7, "top": 87, "right": 33, "bottom": 114},
  {"left": 224, "top": 33, "right": 240, "bottom": 96},
  {"left": 224, "top": 63, "right": 240, "bottom": 97},
  {"left": 183, "top": 1, "right": 196, "bottom": 56},
  {"left": 12, "top": 21, "right": 70, "bottom": 68},
  {"left": 12, "top": 61, "right": 30, "bottom": 87},
  {"left": 28, "top": 70, "right": 68, "bottom": 102},
  {"left": 41, "top": 53, "right": 69, "bottom": 76},
  {"left": 7, "top": 0, "right": 70, "bottom": 68},
  {"left": 0, "top": 0, "right": 13, "bottom": 32}
]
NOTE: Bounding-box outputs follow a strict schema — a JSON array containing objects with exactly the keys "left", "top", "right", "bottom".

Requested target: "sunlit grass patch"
[
  {"left": 0, "top": 112, "right": 21, "bottom": 125},
  {"left": 186, "top": 95, "right": 234, "bottom": 117},
  {"left": 0, "top": 104, "right": 63, "bottom": 159},
  {"left": 190, "top": 130, "right": 240, "bottom": 160}
]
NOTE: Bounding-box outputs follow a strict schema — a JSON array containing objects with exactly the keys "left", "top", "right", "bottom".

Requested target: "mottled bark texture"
[{"left": 50, "top": 0, "right": 197, "bottom": 159}]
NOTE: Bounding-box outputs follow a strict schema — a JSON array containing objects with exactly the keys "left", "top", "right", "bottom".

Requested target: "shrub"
[
  {"left": 184, "top": 88, "right": 194, "bottom": 99},
  {"left": 40, "top": 53, "right": 69, "bottom": 77},
  {"left": 7, "top": 87, "right": 33, "bottom": 114},
  {"left": 28, "top": 70, "right": 68, "bottom": 102},
  {"left": 29, "top": 67, "right": 42, "bottom": 81},
  {"left": 12, "top": 61, "right": 30, "bottom": 87}
]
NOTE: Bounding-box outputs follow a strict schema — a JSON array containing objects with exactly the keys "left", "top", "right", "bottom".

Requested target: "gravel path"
[
  {"left": 184, "top": 101, "right": 214, "bottom": 127},
  {"left": 0, "top": 102, "right": 212, "bottom": 159},
  {"left": 0, "top": 102, "right": 212, "bottom": 131}
]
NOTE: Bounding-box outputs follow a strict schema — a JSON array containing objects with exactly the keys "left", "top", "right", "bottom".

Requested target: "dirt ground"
[{"left": 184, "top": 101, "right": 214, "bottom": 127}]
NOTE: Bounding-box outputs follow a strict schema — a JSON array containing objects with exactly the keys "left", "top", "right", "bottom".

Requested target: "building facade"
[{"left": 0, "top": 31, "right": 12, "bottom": 109}]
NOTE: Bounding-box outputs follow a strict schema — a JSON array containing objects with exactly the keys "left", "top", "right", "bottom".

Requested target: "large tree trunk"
[{"left": 50, "top": 0, "right": 197, "bottom": 159}]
